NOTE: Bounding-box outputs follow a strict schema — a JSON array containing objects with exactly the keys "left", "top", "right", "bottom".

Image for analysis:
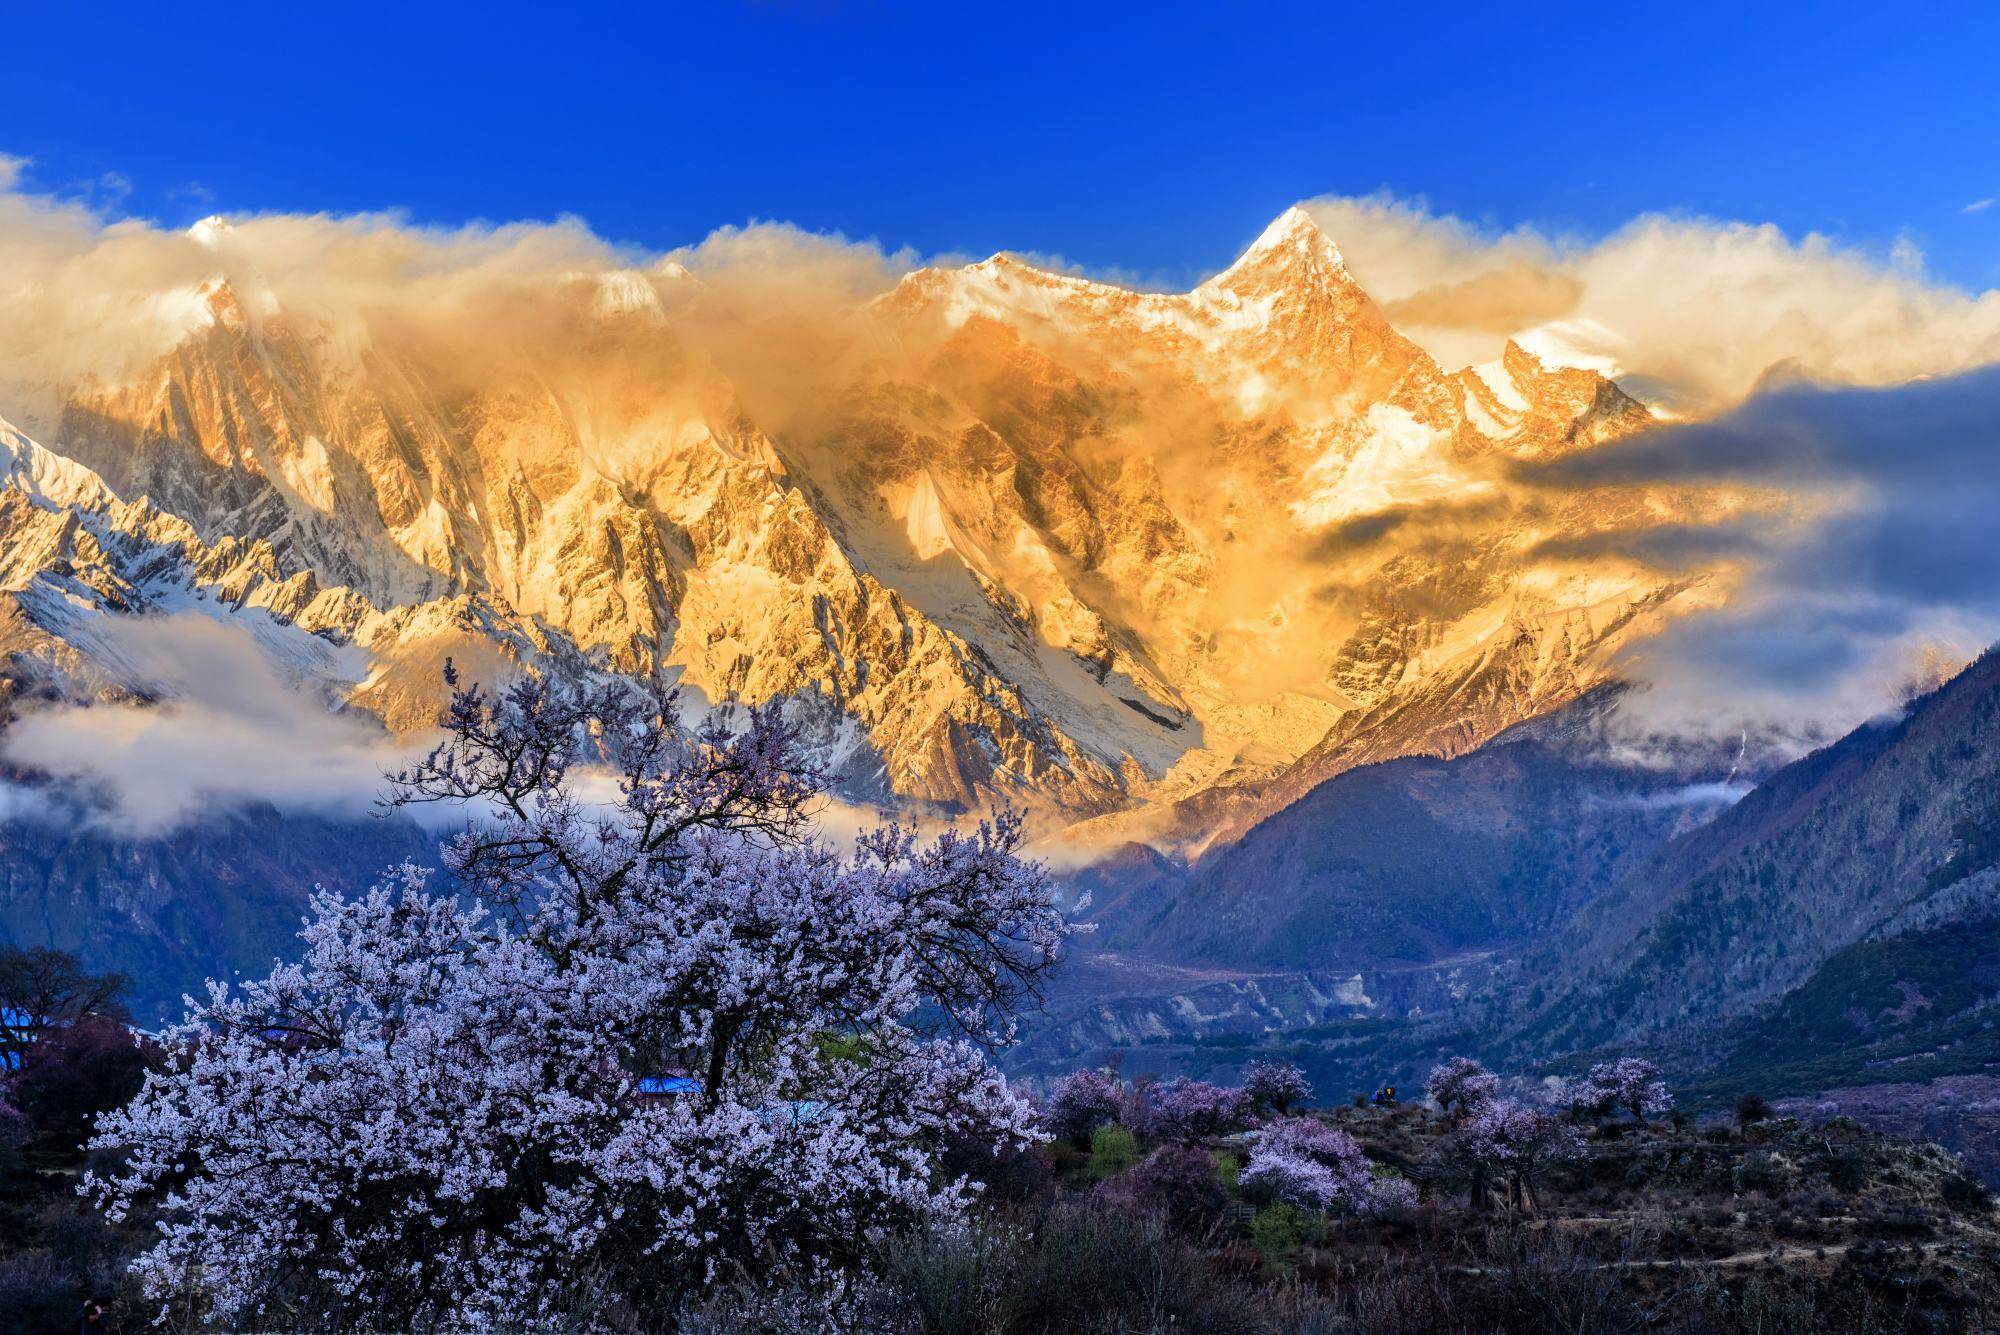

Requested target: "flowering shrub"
[
  {"left": 1117, "top": 1073, "right": 1161, "bottom": 1134},
  {"left": 1146, "top": 1078, "right": 1252, "bottom": 1141},
  {"left": 1424, "top": 1056, "right": 1500, "bottom": 1119},
  {"left": 1239, "top": 1117, "right": 1404, "bottom": 1217},
  {"left": 1046, "top": 1068, "right": 1124, "bottom": 1146},
  {"left": 1241, "top": 1060, "right": 1312, "bottom": 1116},
  {"left": 86, "top": 674, "right": 1073, "bottom": 1329},
  {"left": 1586, "top": 1057, "right": 1672, "bottom": 1122}
]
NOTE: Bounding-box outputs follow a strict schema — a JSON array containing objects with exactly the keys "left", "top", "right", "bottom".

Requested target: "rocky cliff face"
[{"left": 0, "top": 208, "right": 1714, "bottom": 845}]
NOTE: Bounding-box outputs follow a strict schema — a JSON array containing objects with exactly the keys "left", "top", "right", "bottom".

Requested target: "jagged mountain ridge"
[{"left": 0, "top": 208, "right": 1715, "bottom": 837}]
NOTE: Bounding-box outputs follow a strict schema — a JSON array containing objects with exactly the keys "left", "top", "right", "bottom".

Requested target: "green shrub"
[
  {"left": 1250, "top": 1203, "right": 1304, "bottom": 1254},
  {"left": 1087, "top": 1123, "right": 1139, "bottom": 1180},
  {"left": 1214, "top": 1150, "right": 1242, "bottom": 1191}
]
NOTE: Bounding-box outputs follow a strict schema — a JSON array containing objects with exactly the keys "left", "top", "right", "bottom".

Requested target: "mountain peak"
[
  {"left": 188, "top": 215, "right": 234, "bottom": 250},
  {"left": 1198, "top": 206, "right": 1358, "bottom": 303},
  {"left": 1257, "top": 204, "right": 1335, "bottom": 247},
  {"left": 1227, "top": 206, "right": 1345, "bottom": 274}
]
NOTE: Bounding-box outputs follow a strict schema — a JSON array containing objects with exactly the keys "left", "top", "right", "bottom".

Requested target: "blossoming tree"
[
  {"left": 1586, "top": 1056, "right": 1673, "bottom": 1122},
  {"left": 1239, "top": 1118, "right": 1414, "bottom": 1217},
  {"left": 1424, "top": 1056, "right": 1500, "bottom": 1120},
  {"left": 1451, "top": 1098, "right": 1584, "bottom": 1211},
  {"left": 1241, "top": 1059, "right": 1313, "bottom": 1117},
  {"left": 1145, "top": 1078, "right": 1253, "bottom": 1141},
  {"left": 1045, "top": 1068, "right": 1124, "bottom": 1146},
  {"left": 86, "top": 672, "right": 1072, "bottom": 1329}
]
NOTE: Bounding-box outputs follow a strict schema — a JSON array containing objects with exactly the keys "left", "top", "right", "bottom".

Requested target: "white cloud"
[
  {"left": 1532, "top": 366, "right": 2000, "bottom": 744},
  {"left": 1302, "top": 193, "right": 2000, "bottom": 412},
  {"left": 0, "top": 614, "right": 420, "bottom": 835},
  {"left": 1965, "top": 198, "right": 1995, "bottom": 214}
]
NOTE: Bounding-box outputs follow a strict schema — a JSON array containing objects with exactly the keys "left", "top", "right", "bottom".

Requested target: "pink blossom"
[
  {"left": 1239, "top": 1116, "right": 1406, "bottom": 1217},
  {"left": 1450, "top": 1096, "right": 1584, "bottom": 1211},
  {"left": 1241, "top": 1059, "right": 1313, "bottom": 1116},
  {"left": 1045, "top": 1068, "right": 1123, "bottom": 1145},
  {"left": 1145, "top": 1078, "right": 1252, "bottom": 1141},
  {"left": 1585, "top": 1056, "right": 1673, "bottom": 1121},
  {"left": 1424, "top": 1056, "right": 1500, "bottom": 1119},
  {"left": 85, "top": 674, "right": 1075, "bottom": 1329}
]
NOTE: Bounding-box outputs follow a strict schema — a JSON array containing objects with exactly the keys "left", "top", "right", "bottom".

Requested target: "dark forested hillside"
[
  {"left": 1496, "top": 650, "right": 2000, "bottom": 1061},
  {"left": 1111, "top": 690, "right": 1744, "bottom": 969},
  {"left": 0, "top": 805, "right": 435, "bottom": 1023}
]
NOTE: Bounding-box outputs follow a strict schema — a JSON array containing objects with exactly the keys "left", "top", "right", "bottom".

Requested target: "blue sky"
[{"left": 8, "top": 1, "right": 1998, "bottom": 288}]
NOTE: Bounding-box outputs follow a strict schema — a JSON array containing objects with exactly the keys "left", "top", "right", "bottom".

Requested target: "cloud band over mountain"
[{"left": 0, "top": 157, "right": 1997, "bottom": 829}]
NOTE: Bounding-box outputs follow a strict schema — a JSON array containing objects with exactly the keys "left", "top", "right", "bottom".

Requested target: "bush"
[
  {"left": 0, "top": 1251, "right": 78, "bottom": 1335},
  {"left": 1249, "top": 1203, "right": 1305, "bottom": 1254},
  {"left": 1735, "top": 1092, "right": 1774, "bottom": 1128},
  {"left": 1941, "top": 1167, "right": 1994, "bottom": 1214},
  {"left": 1827, "top": 1148, "right": 1869, "bottom": 1193},
  {"left": 1734, "top": 1149, "right": 1797, "bottom": 1195},
  {"left": 678, "top": 1274, "right": 874, "bottom": 1333},
  {"left": 995, "top": 1202, "right": 1269, "bottom": 1335},
  {"left": 873, "top": 1215, "right": 1021, "bottom": 1335},
  {"left": 937, "top": 1134, "right": 1057, "bottom": 1209},
  {"left": 1087, "top": 1124, "right": 1139, "bottom": 1180},
  {"left": 1093, "top": 1144, "right": 1228, "bottom": 1235},
  {"left": 0, "top": 1103, "right": 25, "bottom": 1178}
]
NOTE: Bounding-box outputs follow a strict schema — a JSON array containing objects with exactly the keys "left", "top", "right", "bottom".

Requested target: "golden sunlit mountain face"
[
  {"left": 0, "top": 203, "right": 1765, "bottom": 858},
  {"left": 0, "top": 171, "right": 1990, "bottom": 862}
]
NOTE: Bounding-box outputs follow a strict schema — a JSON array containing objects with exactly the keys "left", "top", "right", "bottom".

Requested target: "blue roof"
[{"left": 636, "top": 1075, "right": 703, "bottom": 1096}]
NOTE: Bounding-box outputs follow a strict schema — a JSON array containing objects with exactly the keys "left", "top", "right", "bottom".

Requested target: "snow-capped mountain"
[{"left": 0, "top": 208, "right": 1717, "bottom": 848}]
